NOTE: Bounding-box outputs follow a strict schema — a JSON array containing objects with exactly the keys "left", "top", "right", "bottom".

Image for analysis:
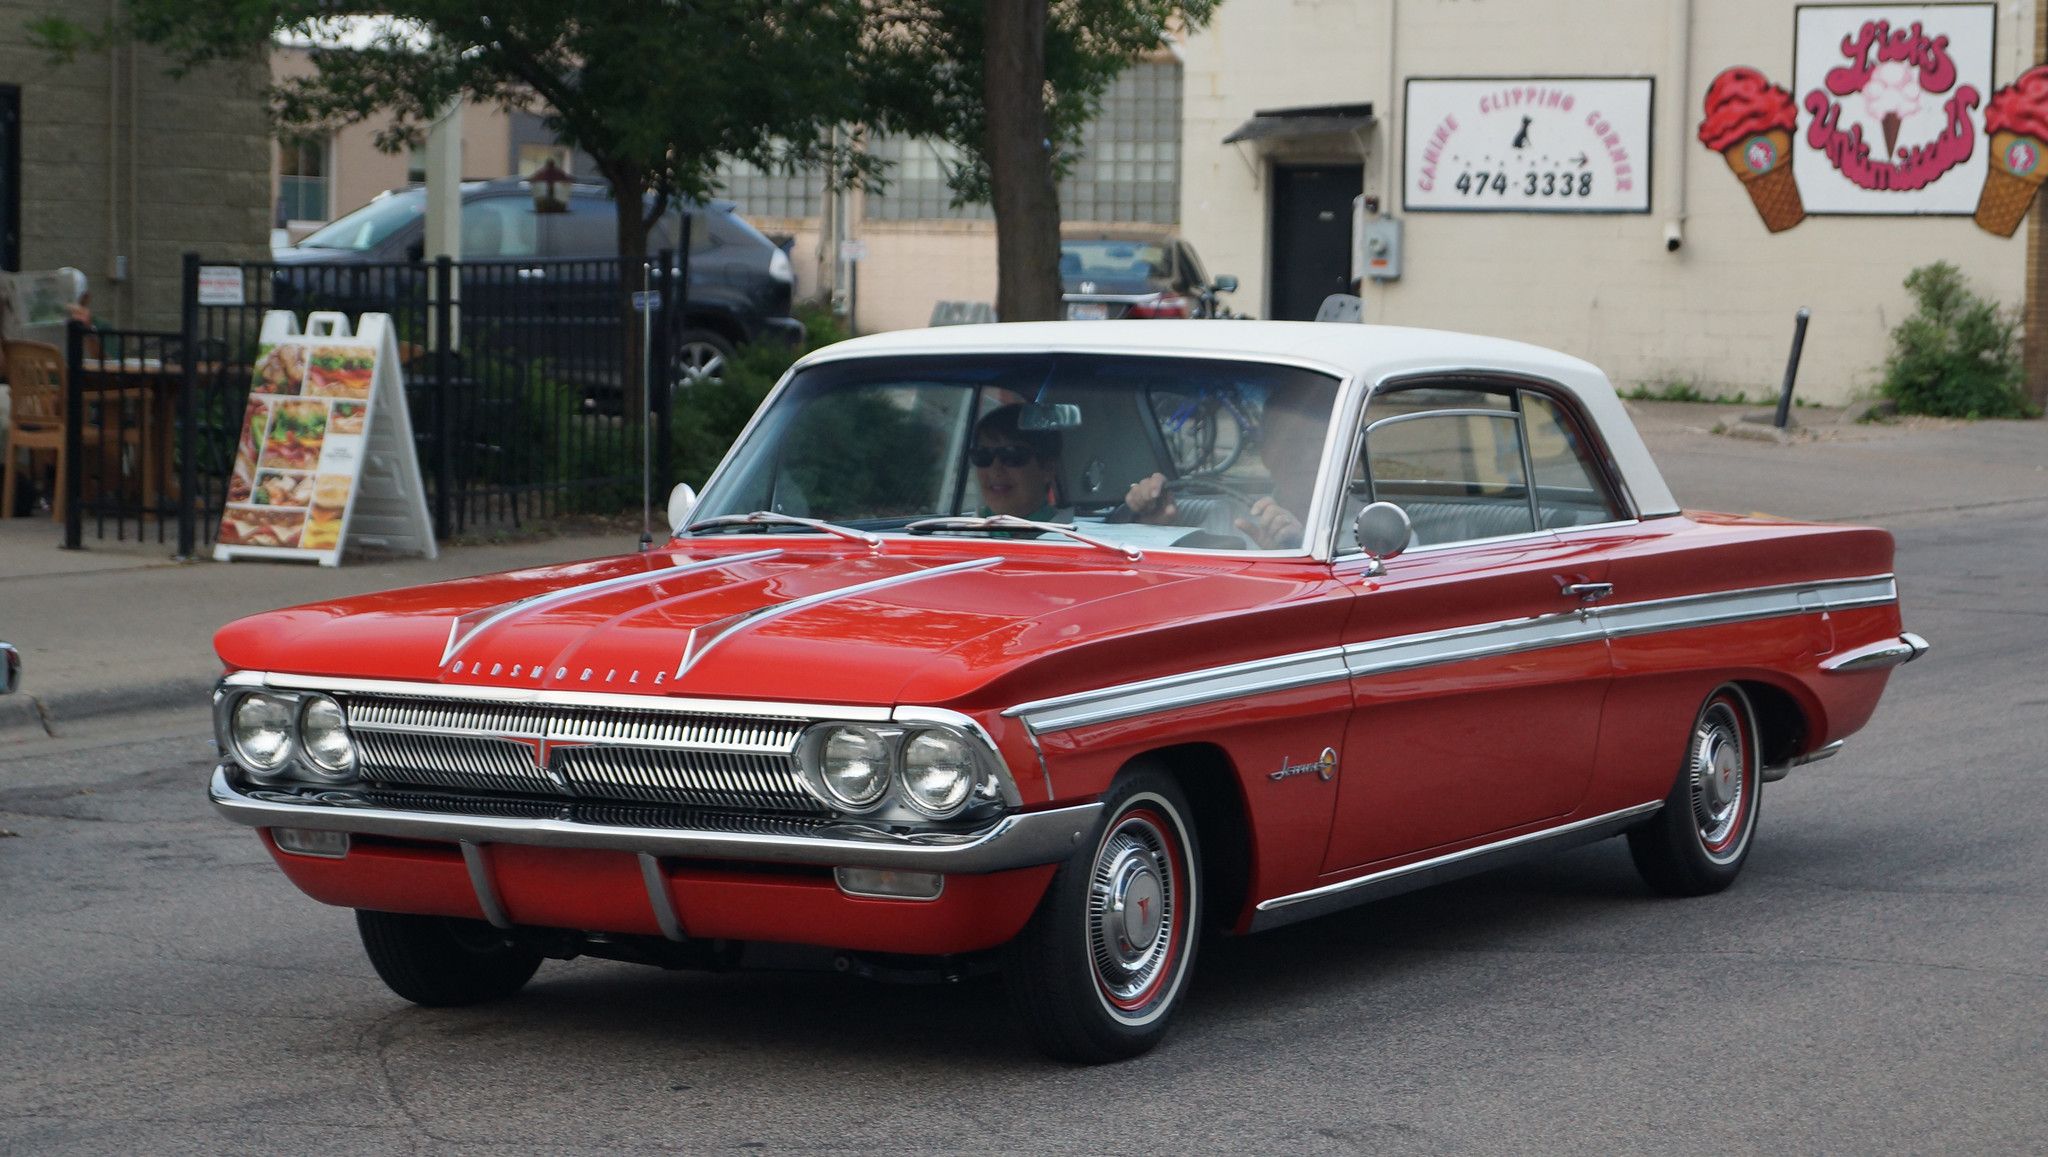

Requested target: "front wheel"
[
  {"left": 1628, "top": 684, "right": 1762, "bottom": 896},
  {"left": 356, "top": 910, "right": 543, "bottom": 1007},
  {"left": 1004, "top": 769, "right": 1202, "bottom": 1063},
  {"left": 672, "top": 329, "right": 735, "bottom": 390}
]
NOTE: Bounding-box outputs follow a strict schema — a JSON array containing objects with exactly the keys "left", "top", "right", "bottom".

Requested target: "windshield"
[
  {"left": 689, "top": 353, "right": 1343, "bottom": 554},
  {"left": 297, "top": 190, "right": 426, "bottom": 251}
]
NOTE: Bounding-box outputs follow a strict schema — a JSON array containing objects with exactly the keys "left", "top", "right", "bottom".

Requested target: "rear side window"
[
  {"left": 1345, "top": 383, "right": 1623, "bottom": 551},
  {"left": 459, "top": 197, "right": 540, "bottom": 258}
]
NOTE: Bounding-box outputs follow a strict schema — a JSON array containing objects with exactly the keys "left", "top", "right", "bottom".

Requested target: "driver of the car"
[{"left": 1122, "top": 383, "right": 1328, "bottom": 549}]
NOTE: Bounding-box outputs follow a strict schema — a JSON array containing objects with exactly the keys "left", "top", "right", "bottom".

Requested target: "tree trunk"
[
  {"left": 603, "top": 157, "right": 654, "bottom": 414},
  {"left": 983, "top": 0, "right": 1062, "bottom": 323}
]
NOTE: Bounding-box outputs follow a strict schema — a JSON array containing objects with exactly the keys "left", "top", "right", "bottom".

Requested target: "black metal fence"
[{"left": 58, "top": 251, "right": 681, "bottom": 554}]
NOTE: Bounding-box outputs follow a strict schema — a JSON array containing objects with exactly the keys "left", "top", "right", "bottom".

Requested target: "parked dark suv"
[{"left": 275, "top": 179, "right": 803, "bottom": 385}]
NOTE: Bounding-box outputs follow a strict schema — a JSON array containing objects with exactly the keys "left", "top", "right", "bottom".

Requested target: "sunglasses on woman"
[{"left": 969, "top": 445, "right": 1037, "bottom": 468}]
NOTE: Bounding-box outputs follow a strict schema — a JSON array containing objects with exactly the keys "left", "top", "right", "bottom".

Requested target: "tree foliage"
[{"left": 862, "top": 0, "right": 1218, "bottom": 321}]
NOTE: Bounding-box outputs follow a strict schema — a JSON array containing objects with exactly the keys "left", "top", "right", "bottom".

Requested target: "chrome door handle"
[{"left": 1562, "top": 582, "right": 1614, "bottom": 603}]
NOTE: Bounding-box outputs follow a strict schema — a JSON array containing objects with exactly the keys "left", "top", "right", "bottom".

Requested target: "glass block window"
[
  {"left": 718, "top": 157, "right": 825, "bottom": 219},
  {"left": 1059, "top": 58, "right": 1181, "bottom": 224},
  {"left": 722, "top": 58, "right": 1182, "bottom": 224},
  {"left": 865, "top": 136, "right": 994, "bottom": 222},
  {"left": 277, "top": 137, "right": 329, "bottom": 222}
]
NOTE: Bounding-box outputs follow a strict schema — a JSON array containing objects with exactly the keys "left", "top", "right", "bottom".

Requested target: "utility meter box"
[{"left": 1360, "top": 215, "right": 1402, "bottom": 282}]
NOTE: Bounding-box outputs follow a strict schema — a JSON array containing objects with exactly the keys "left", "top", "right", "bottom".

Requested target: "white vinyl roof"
[{"left": 802, "top": 321, "right": 1679, "bottom": 518}]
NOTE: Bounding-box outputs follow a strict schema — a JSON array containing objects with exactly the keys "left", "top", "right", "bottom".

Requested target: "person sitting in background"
[{"left": 971, "top": 403, "right": 1068, "bottom": 523}]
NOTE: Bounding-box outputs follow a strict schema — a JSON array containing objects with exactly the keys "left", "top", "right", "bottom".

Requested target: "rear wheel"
[
  {"left": 355, "top": 910, "right": 542, "bottom": 1007},
  {"left": 1005, "top": 769, "right": 1201, "bottom": 1063},
  {"left": 1628, "top": 684, "right": 1762, "bottom": 896}
]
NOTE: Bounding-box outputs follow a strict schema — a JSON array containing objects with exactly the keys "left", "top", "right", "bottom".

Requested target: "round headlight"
[
  {"left": 901, "top": 730, "right": 977, "bottom": 817},
  {"left": 230, "top": 693, "right": 294, "bottom": 772},
  {"left": 818, "top": 726, "right": 889, "bottom": 810},
  {"left": 298, "top": 695, "right": 355, "bottom": 776}
]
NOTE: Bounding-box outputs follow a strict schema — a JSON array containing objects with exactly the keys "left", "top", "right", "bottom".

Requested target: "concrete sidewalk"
[
  {"left": 0, "top": 521, "right": 640, "bottom": 739},
  {"left": 1, "top": 400, "right": 2042, "bottom": 741}
]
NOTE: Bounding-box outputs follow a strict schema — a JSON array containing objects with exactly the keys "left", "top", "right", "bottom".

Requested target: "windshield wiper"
[
  {"left": 903, "top": 515, "right": 1142, "bottom": 561},
  {"left": 686, "top": 511, "right": 882, "bottom": 548}
]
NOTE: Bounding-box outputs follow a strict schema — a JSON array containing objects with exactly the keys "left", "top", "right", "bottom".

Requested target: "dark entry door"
[{"left": 1269, "top": 164, "right": 1360, "bottom": 321}]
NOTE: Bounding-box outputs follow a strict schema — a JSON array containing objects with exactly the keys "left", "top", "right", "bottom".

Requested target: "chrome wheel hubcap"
[
  {"left": 1089, "top": 816, "right": 1176, "bottom": 1007},
  {"left": 1689, "top": 700, "right": 1749, "bottom": 857}
]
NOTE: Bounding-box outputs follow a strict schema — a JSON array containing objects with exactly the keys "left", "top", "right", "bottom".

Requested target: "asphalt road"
[{"left": 2, "top": 430, "right": 2044, "bottom": 1153}]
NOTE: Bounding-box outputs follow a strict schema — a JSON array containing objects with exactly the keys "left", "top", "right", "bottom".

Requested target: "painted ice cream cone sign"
[
  {"left": 1975, "top": 66, "right": 2048, "bottom": 236},
  {"left": 1701, "top": 6, "right": 2031, "bottom": 235},
  {"left": 1699, "top": 67, "right": 1805, "bottom": 232}
]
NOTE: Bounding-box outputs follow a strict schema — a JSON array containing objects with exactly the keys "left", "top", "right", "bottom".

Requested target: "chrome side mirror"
[
  {"left": 1, "top": 643, "right": 19, "bottom": 695},
  {"left": 666, "top": 483, "right": 698, "bottom": 533},
  {"left": 1353, "top": 501, "right": 1412, "bottom": 576}
]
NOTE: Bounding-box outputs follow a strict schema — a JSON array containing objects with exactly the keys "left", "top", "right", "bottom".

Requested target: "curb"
[{"left": 0, "top": 675, "right": 216, "bottom": 740}]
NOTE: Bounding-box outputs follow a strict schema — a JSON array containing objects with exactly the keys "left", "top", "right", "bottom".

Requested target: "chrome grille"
[
  {"left": 357, "top": 789, "right": 836, "bottom": 836},
  {"left": 340, "top": 693, "right": 821, "bottom": 814}
]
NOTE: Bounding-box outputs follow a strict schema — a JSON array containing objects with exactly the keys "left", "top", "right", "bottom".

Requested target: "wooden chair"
[{"left": 2, "top": 339, "right": 102, "bottom": 522}]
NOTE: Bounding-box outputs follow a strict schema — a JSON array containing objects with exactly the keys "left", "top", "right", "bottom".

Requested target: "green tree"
[
  {"left": 861, "top": 0, "right": 1220, "bottom": 322},
  {"left": 33, "top": 1, "right": 873, "bottom": 411}
]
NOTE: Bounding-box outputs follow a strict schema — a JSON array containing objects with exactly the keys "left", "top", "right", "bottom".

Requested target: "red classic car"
[{"left": 211, "top": 321, "right": 1924, "bottom": 1062}]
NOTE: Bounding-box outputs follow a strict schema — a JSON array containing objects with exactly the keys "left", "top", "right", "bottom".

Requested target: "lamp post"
[{"left": 529, "top": 158, "right": 572, "bottom": 214}]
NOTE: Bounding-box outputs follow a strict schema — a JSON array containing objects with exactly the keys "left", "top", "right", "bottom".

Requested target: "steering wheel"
[
  {"left": 1162, "top": 475, "right": 1258, "bottom": 509},
  {"left": 1103, "top": 474, "right": 1259, "bottom": 527}
]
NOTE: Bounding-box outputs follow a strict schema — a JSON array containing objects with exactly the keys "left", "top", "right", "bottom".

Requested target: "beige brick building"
[
  {"left": 1183, "top": 0, "right": 2042, "bottom": 405},
  {"left": 1, "top": 1, "right": 271, "bottom": 330}
]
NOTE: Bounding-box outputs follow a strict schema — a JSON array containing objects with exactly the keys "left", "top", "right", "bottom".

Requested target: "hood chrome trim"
[
  {"left": 439, "top": 549, "right": 783, "bottom": 667},
  {"left": 675, "top": 556, "right": 1005, "bottom": 679}
]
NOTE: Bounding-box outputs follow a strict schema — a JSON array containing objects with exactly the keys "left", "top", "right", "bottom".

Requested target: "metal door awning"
[{"left": 1222, "top": 103, "right": 1376, "bottom": 144}]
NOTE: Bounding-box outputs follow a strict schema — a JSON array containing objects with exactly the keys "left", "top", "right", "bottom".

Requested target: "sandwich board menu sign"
[{"left": 214, "top": 311, "right": 436, "bottom": 566}]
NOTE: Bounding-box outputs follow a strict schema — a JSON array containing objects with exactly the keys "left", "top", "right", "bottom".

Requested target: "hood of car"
[{"left": 214, "top": 541, "right": 1325, "bottom": 708}]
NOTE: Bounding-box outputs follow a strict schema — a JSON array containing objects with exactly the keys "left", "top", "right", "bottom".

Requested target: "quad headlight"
[
  {"left": 796, "top": 722, "right": 1005, "bottom": 821},
  {"left": 229, "top": 693, "right": 295, "bottom": 772},
  {"left": 297, "top": 695, "right": 356, "bottom": 777},
  {"left": 901, "top": 730, "right": 977, "bottom": 817},
  {"left": 817, "top": 726, "right": 890, "bottom": 810},
  {"left": 217, "top": 687, "right": 358, "bottom": 783}
]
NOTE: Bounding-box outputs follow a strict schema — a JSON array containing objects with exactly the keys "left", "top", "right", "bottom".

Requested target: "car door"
[{"left": 1321, "top": 380, "right": 1625, "bottom": 872}]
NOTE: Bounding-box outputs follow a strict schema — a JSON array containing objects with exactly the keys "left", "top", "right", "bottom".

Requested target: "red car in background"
[
  {"left": 210, "top": 321, "right": 1924, "bottom": 1062},
  {"left": 1060, "top": 227, "right": 1242, "bottom": 320}
]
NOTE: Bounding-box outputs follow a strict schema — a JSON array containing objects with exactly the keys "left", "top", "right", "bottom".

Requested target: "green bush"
[
  {"left": 1881, "top": 262, "right": 2035, "bottom": 419},
  {"left": 669, "top": 302, "right": 850, "bottom": 487}
]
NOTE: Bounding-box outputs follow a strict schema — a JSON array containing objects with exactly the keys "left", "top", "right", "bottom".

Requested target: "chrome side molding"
[{"left": 1248, "top": 801, "right": 1663, "bottom": 932}]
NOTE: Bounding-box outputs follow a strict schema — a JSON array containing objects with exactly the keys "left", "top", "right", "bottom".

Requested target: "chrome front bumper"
[{"left": 209, "top": 767, "right": 1098, "bottom": 873}]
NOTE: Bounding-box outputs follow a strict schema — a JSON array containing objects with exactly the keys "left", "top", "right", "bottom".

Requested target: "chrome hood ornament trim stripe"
[
  {"left": 439, "top": 549, "right": 783, "bottom": 667},
  {"left": 675, "top": 556, "right": 1006, "bottom": 679}
]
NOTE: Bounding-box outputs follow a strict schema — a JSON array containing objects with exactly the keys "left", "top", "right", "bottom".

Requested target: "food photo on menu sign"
[{"left": 217, "top": 340, "right": 373, "bottom": 551}]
